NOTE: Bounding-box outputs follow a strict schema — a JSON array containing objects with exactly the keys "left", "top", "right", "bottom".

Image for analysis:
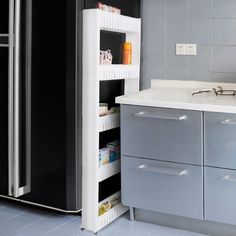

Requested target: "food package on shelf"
[
  {"left": 100, "top": 50, "right": 113, "bottom": 65},
  {"left": 107, "top": 140, "right": 120, "bottom": 163},
  {"left": 98, "top": 196, "right": 121, "bottom": 216},
  {"left": 99, "top": 103, "right": 109, "bottom": 117},
  {"left": 96, "top": 2, "right": 121, "bottom": 14},
  {"left": 99, "top": 147, "right": 110, "bottom": 167}
]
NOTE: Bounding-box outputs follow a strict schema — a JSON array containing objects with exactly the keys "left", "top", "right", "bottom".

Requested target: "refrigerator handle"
[
  {"left": 8, "top": 0, "right": 15, "bottom": 196},
  {"left": 13, "top": 0, "right": 32, "bottom": 198}
]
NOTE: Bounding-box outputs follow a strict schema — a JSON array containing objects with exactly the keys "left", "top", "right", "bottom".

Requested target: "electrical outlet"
[
  {"left": 176, "top": 44, "right": 186, "bottom": 55},
  {"left": 186, "top": 44, "right": 197, "bottom": 56}
]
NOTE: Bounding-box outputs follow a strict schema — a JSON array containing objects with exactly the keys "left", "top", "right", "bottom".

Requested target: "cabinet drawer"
[
  {"left": 205, "top": 167, "right": 236, "bottom": 225},
  {"left": 121, "top": 105, "right": 203, "bottom": 165},
  {"left": 205, "top": 112, "right": 236, "bottom": 169},
  {"left": 121, "top": 156, "right": 203, "bottom": 219}
]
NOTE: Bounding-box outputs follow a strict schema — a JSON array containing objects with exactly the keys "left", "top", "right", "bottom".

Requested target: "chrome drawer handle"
[
  {"left": 134, "top": 112, "right": 186, "bottom": 121},
  {"left": 222, "top": 175, "right": 236, "bottom": 182},
  {"left": 221, "top": 119, "right": 236, "bottom": 125},
  {"left": 137, "top": 164, "right": 187, "bottom": 176}
]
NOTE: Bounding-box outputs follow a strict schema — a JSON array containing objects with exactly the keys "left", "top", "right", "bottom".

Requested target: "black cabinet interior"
[
  {"left": 100, "top": 31, "right": 125, "bottom": 64},
  {"left": 85, "top": 0, "right": 140, "bottom": 18},
  {"left": 100, "top": 80, "right": 124, "bottom": 109},
  {"left": 0, "top": 0, "right": 9, "bottom": 33},
  {"left": 99, "top": 173, "right": 121, "bottom": 202},
  {"left": 99, "top": 128, "right": 120, "bottom": 149}
]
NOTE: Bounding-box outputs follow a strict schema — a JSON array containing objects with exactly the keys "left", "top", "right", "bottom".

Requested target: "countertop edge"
[{"left": 116, "top": 97, "right": 236, "bottom": 114}]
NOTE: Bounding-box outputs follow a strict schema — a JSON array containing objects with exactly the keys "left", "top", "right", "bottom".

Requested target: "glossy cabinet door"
[
  {"left": 121, "top": 105, "right": 203, "bottom": 165},
  {"left": 205, "top": 167, "right": 236, "bottom": 225},
  {"left": 0, "top": 47, "right": 9, "bottom": 195},
  {"left": 122, "top": 155, "right": 203, "bottom": 219},
  {"left": 205, "top": 112, "right": 236, "bottom": 169},
  {"left": 0, "top": 0, "right": 10, "bottom": 196}
]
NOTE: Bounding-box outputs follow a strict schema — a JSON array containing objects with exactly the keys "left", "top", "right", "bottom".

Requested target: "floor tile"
[
  {"left": 114, "top": 227, "right": 148, "bottom": 236},
  {"left": 149, "top": 226, "right": 187, "bottom": 236},
  {"left": 28, "top": 213, "right": 74, "bottom": 231},
  {"left": 123, "top": 220, "right": 163, "bottom": 235},
  {"left": 185, "top": 232, "right": 208, "bottom": 236},
  {"left": 10, "top": 226, "right": 50, "bottom": 236},
  {"left": 47, "top": 218, "right": 83, "bottom": 236},
  {"left": 11, "top": 210, "right": 50, "bottom": 226},
  {"left": 0, "top": 206, "right": 25, "bottom": 223}
]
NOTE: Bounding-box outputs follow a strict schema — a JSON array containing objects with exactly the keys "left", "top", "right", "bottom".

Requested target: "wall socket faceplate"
[
  {"left": 186, "top": 44, "right": 197, "bottom": 56},
  {"left": 176, "top": 44, "right": 186, "bottom": 55},
  {"left": 176, "top": 43, "right": 197, "bottom": 56}
]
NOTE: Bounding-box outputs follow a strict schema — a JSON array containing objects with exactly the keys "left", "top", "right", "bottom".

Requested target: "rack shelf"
[
  {"left": 98, "top": 203, "right": 127, "bottom": 230},
  {"left": 99, "top": 160, "right": 121, "bottom": 182},
  {"left": 82, "top": 8, "right": 141, "bottom": 233},
  {"left": 86, "top": 9, "right": 141, "bottom": 34},
  {"left": 99, "top": 113, "right": 120, "bottom": 132},
  {"left": 97, "top": 191, "right": 127, "bottom": 231},
  {"left": 98, "top": 65, "right": 140, "bottom": 81}
]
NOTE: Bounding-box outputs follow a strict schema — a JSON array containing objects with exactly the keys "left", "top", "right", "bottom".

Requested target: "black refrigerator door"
[
  {"left": 16, "top": 0, "right": 82, "bottom": 211},
  {"left": 0, "top": 0, "right": 11, "bottom": 196},
  {"left": 0, "top": 47, "right": 9, "bottom": 195}
]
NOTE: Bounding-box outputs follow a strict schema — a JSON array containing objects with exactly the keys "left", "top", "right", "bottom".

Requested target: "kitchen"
[{"left": 1, "top": 0, "right": 236, "bottom": 235}]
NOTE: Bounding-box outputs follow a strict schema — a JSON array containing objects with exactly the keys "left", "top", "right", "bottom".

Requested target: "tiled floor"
[{"left": 0, "top": 199, "right": 208, "bottom": 236}]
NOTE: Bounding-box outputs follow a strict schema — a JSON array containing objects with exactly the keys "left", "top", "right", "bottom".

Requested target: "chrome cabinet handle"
[
  {"left": 221, "top": 119, "right": 236, "bottom": 125},
  {"left": 222, "top": 175, "right": 236, "bottom": 182},
  {"left": 137, "top": 164, "right": 187, "bottom": 176},
  {"left": 134, "top": 111, "right": 186, "bottom": 121}
]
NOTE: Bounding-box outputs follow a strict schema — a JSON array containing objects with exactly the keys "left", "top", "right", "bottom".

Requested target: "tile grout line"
[
  {"left": 163, "top": 0, "right": 167, "bottom": 80},
  {"left": 43, "top": 217, "right": 79, "bottom": 235},
  {"left": 6, "top": 212, "right": 53, "bottom": 235},
  {"left": 211, "top": 0, "right": 213, "bottom": 81}
]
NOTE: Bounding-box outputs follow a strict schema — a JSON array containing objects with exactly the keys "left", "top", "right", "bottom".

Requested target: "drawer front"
[
  {"left": 121, "top": 105, "right": 203, "bottom": 165},
  {"left": 205, "top": 167, "right": 236, "bottom": 225},
  {"left": 205, "top": 112, "right": 236, "bottom": 169},
  {"left": 121, "top": 156, "right": 203, "bottom": 219}
]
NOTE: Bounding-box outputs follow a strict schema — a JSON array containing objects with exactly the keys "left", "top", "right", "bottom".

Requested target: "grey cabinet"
[
  {"left": 121, "top": 105, "right": 236, "bottom": 226},
  {"left": 122, "top": 156, "right": 203, "bottom": 219},
  {"left": 205, "top": 112, "right": 236, "bottom": 170},
  {"left": 121, "top": 105, "right": 203, "bottom": 165},
  {"left": 204, "top": 111, "right": 236, "bottom": 225},
  {"left": 205, "top": 167, "right": 236, "bottom": 225}
]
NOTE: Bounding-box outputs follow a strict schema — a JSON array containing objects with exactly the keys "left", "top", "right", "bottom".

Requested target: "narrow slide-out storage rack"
[{"left": 82, "top": 9, "right": 141, "bottom": 233}]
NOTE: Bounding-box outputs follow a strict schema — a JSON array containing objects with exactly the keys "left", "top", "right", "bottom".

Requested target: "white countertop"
[{"left": 116, "top": 80, "right": 236, "bottom": 113}]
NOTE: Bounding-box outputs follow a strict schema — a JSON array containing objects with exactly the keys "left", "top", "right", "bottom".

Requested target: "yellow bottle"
[{"left": 122, "top": 42, "right": 132, "bottom": 65}]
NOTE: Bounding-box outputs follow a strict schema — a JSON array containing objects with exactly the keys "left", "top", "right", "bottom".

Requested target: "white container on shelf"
[
  {"left": 99, "top": 159, "right": 121, "bottom": 182},
  {"left": 99, "top": 113, "right": 120, "bottom": 132}
]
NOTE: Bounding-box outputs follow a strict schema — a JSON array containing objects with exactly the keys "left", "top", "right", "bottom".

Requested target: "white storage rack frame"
[{"left": 82, "top": 9, "right": 141, "bottom": 233}]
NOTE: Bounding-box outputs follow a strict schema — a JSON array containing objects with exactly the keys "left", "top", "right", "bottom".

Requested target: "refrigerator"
[{"left": 0, "top": 0, "right": 83, "bottom": 212}]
